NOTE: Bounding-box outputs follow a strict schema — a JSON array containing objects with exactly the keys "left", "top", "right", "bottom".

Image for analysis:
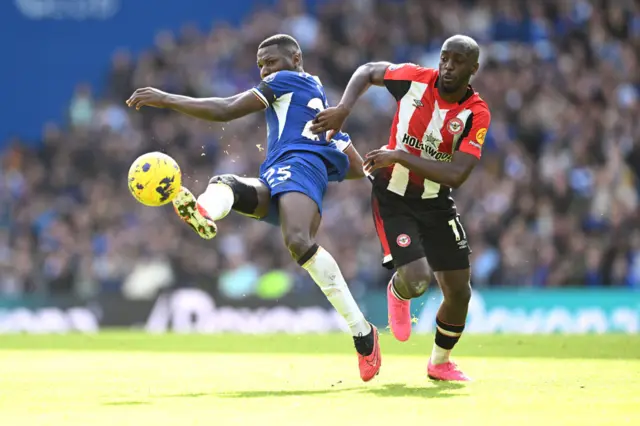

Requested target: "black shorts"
[{"left": 371, "top": 186, "right": 471, "bottom": 272}]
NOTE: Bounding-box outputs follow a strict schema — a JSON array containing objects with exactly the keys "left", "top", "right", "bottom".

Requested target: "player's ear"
[
  {"left": 292, "top": 52, "right": 302, "bottom": 68},
  {"left": 471, "top": 63, "right": 479, "bottom": 76}
]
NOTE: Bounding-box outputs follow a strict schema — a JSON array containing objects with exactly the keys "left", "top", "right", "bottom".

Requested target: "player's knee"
[
  {"left": 397, "top": 264, "right": 431, "bottom": 298},
  {"left": 403, "top": 278, "right": 430, "bottom": 299},
  {"left": 283, "top": 229, "right": 314, "bottom": 260},
  {"left": 443, "top": 282, "right": 472, "bottom": 305}
]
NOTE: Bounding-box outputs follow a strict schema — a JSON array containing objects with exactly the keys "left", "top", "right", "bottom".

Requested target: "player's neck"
[{"left": 436, "top": 81, "right": 469, "bottom": 104}]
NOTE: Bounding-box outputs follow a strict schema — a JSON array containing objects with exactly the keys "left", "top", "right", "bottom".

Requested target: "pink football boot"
[
  {"left": 387, "top": 276, "right": 412, "bottom": 341},
  {"left": 355, "top": 324, "right": 382, "bottom": 382},
  {"left": 427, "top": 360, "right": 471, "bottom": 382}
]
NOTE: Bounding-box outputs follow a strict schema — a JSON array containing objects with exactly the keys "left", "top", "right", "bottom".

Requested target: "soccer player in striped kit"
[{"left": 311, "top": 35, "right": 490, "bottom": 381}]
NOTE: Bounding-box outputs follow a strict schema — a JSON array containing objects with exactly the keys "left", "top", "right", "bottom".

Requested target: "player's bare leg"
[
  {"left": 427, "top": 268, "right": 472, "bottom": 382},
  {"left": 174, "top": 175, "right": 270, "bottom": 239},
  {"left": 278, "top": 192, "right": 381, "bottom": 382},
  {"left": 388, "top": 260, "right": 470, "bottom": 381},
  {"left": 387, "top": 258, "right": 431, "bottom": 341}
]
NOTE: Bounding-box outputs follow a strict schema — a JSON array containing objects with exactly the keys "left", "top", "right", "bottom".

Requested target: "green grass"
[{"left": 1, "top": 332, "right": 639, "bottom": 425}]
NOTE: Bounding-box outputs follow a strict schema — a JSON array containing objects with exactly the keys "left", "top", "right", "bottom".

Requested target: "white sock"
[
  {"left": 431, "top": 321, "right": 463, "bottom": 364},
  {"left": 302, "top": 246, "right": 371, "bottom": 336},
  {"left": 197, "top": 183, "right": 234, "bottom": 221},
  {"left": 431, "top": 344, "right": 451, "bottom": 365}
]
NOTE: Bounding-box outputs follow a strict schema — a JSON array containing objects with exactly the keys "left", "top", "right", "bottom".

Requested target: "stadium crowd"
[{"left": 1, "top": 0, "right": 640, "bottom": 300}]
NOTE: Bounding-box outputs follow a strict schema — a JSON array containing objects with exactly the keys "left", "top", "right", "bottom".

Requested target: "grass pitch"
[{"left": 1, "top": 333, "right": 639, "bottom": 426}]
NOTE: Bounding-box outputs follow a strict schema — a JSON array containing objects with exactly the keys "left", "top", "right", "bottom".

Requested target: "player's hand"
[
  {"left": 310, "top": 105, "right": 350, "bottom": 141},
  {"left": 126, "top": 87, "right": 170, "bottom": 110},
  {"left": 363, "top": 148, "right": 401, "bottom": 173}
]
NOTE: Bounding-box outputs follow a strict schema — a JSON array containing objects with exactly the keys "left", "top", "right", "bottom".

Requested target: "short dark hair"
[{"left": 258, "top": 34, "right": 301, "bottom": 54}]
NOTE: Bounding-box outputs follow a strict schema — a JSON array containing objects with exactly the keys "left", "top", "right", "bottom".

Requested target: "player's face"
[
  {"left": 438, "top": 46, "right": 478, "bottom": 93},
  {"left": 256, "top": 45, "right": 297, "bottom": 80}
]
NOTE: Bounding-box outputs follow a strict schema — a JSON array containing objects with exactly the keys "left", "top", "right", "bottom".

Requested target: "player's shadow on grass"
[
  {"left": 102, "top": 400, "right": 151, "bottom": 406},
  {"left": 365, "top": 382, "right": 466, "bottom": 398},
  {"left": 218, "top": 382, "right": 465, "bottom": 399}
]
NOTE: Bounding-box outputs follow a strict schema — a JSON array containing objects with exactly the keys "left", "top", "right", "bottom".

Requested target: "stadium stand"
[{"left": 1, "top": 0, "right": 639, "bottom": 298}]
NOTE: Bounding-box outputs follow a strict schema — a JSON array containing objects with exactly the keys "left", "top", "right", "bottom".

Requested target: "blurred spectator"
[{"left": 1, "top": 0, "right": 639, "bottom": 299}]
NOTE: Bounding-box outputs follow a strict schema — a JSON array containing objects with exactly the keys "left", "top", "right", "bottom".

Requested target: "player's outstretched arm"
[
  {"left": 310, "top": 62, "right": 392, "bottom": 139},
  {"left": 126, "top": 88, "right": 265, "bottom": 122},
  {"left": 364, "top": 150, "right": 479, "bottom": 189},
  {"left": 333, "top": 61, "right": 392, "bottom": 109}
]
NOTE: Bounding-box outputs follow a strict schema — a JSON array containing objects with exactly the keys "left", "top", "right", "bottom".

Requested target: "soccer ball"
[{"left": 128, "top": 152, "right": 182, "bottom": 206}]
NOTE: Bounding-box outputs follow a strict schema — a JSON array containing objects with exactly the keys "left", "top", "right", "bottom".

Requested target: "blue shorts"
[{"left": 258, "top": 152, "right": 329, "bottom": 226}]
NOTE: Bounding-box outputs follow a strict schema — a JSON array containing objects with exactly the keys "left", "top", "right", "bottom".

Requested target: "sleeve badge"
[{"left": 475, "top": 128, "right": 487, "bottom": 145}]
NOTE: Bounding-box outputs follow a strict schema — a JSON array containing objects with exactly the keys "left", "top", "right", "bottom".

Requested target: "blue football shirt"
[{"left": 251, "top": 70, "right": 351, "bottom": 181}]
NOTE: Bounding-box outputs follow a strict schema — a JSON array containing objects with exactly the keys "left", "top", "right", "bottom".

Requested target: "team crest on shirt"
[
  {"left": 396, "top": 234, "right": 411, "bottom": 247},
  {"left": 447, "top": 118, "right": 464, "bottom": 135}
]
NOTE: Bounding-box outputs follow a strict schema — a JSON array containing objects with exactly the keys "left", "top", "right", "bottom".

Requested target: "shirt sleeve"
[
  {"left": 250, "top": 71, "right": 293, "bottom": 107},
  {"left": 331, "top": 131, "right": 352, "bottom": 152},
  {"left": 383, "top": 63, "right": 424, "bottom": 101},
  {"left": 456, "top": 106, "right": 491, "bottom": 159}
]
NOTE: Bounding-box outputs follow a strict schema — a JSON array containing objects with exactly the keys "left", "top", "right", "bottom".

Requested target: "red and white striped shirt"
[{"left": 375, "top": 63, "right": 491, "bottom": 208}]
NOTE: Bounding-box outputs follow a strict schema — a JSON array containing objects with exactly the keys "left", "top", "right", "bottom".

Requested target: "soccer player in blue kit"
[{"left": 126, "top": 34, "right": 381, "bottom": 381}]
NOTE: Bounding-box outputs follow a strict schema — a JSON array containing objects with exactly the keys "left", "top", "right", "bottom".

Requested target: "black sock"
[
  {"left": 434, "top": 317, "right": 465, "bottom": 350},
  {"left": 353, "top": 326, "right": 374, "bottom": 356}
]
